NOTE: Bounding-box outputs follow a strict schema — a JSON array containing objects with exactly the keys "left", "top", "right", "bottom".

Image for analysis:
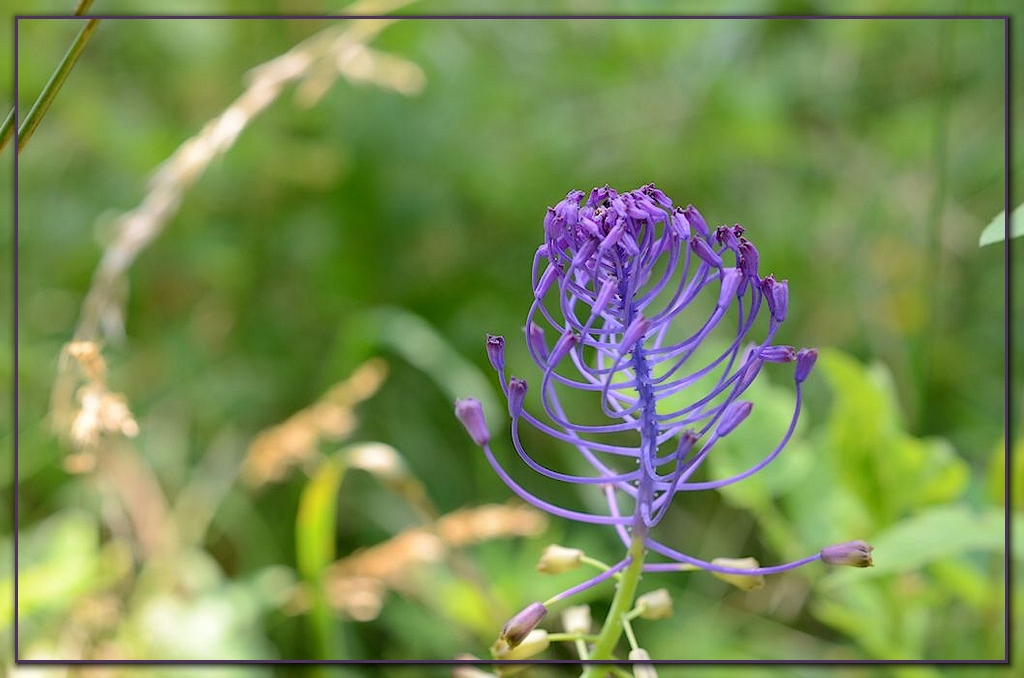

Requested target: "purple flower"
[{"left": 456, "top": 184, "right": 865, "bottom": 582}]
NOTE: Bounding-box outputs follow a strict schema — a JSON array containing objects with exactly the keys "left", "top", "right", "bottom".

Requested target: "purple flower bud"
[
  {"left": 486, "top": 335, "right": 505, "bottom": 372},
  {"left": 619, "top": 315, "right": 650, "bottom": 352},
  {"left": 543, "top": 207, "right": 560, "bottom": 240},
  {"left": 759, "top": 345, "right": 796, "bottom": 362},
  {"left": 821, "top": 540, "right": 874, "bottom": 567},
  {"left": 717, "top": 268, "right": 743, "bottom": 307},
  {"left": 642, "top": 183, "right": 672, "bottom": 208},
  {"left": 690, "top": 237, "right": 723, "bottom": 269},
  {"left": 683, "top": 204, "right": 710, "bottom": 238},
  {"left": 592, "top": 276, "right": 618, "bottom": 317},
  {"left": 716, "top": 400, "right": 753, "bottom": 437},
  {"left": 548, "top": 330, "right": 578, "bottom": 365},
  {"left": 737, "top": 357, "right": 764, "bottom": 391},
  {"left": 535, "top": 263, "right": 561, "bottom": 298},
  {"left": 738, "top": 239, "right": 759, "bottom": 278},
  {"left": 715, "top": 225, "right": 741, "bottom": 252},
  {"left": 508, "top": 377, "right": 528, "bottom": 417},
  {"left": 454, "top": 398, "right": 489, "bottom": 446},
  {"left": 762, "top": 275, "right": 788, "bottom": 322},
  {"left": 670, "top": 207, "right": 690, "bottom": 240},
  {"left": 795, "top": 348, "right": 818, "bottom": 383},
  {"left": 526, "top": 322, "right": 548, "bottom": 362},
  {"left": 501, "top": 601, "right": 548, "bottom": 647}
]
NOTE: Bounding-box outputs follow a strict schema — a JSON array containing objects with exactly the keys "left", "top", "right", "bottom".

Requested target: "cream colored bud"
[
  {"left": 628, "top": 648, "right": 658, "bottom": 678},
  {"left": 452, "top": 654, "right": 498, "bottom": 678},
  {"left": 635, "top": 588, "right": 673, "bottom": 620},
  {"left": 710, "top": 557, "right": 765, "bottom": 591},
  {"left": 560, "top": 605, "right": 592, "bottom": 634},
  {"left": 536, "top": 544, "right": 584, "bottom": 574}
]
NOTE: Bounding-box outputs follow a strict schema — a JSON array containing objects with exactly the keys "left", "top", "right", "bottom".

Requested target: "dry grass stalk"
[
  {"left": 52, "top": 3, "right": 423, "bottom": 447},
  {"left": 323, "top": 503, "right": 548, "bottom": 621},
  {"left": 241, "top": 358, "right": 389, "bottom": 486}
]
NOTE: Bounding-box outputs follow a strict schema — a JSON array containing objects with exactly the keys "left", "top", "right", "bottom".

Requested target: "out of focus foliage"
[{"left": 6, "top": 0, "right": 1017, "bottom": 673}]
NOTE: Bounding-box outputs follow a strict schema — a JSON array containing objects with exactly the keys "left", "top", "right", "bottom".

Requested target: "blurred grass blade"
[
  {"left": 296, "top": 454, "right": 349, "bottom": 659},
  {"left": 7, "top": 18, "right": 101, "bottom": 156},
  {"left": 978, "top": 203, "right": 1023, "bottom": 246},
  {"left": 352, "top": 306, "right": 500, "bottom": 419},
  {"left": 1, "top": 0, "right": 95, "bottom": 153}
]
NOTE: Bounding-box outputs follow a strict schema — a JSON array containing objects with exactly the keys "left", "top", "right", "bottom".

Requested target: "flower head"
[{"left": 459, "top": 184, "right": 865, "bottom": 585}]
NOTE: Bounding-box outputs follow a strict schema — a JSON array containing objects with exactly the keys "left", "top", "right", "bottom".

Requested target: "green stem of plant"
[
  {"left": 6, "top": 17, "right": 101, "bottom": 156},
  {"left": 580, "top": 533, "right": 647, "bottom": 676}
]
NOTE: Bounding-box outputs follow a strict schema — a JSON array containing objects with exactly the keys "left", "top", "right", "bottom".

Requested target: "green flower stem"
[
  {"left": 6, "top": 17, "right": 101, "bottom": 156},
  {"left": 547, "top": 633, "right": 599, "bottom": 643},
  {"left": 581, "top": 533, "right": 647, "bottom": 675}
]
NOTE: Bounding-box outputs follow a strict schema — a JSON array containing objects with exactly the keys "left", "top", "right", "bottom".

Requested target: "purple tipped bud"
[
  {"left": 738, "top": 239, "right": 759, "bottom": 278},
  {"left": 602, "top": 221, "right": 626, "bottom": 251},
  {"left": 571, "top": 239, "right": 598, "bottom": 269},
  {"left": 526, "top": 323, "right": 548, "bottom": 362},
  {"left": 683, "top": 205, "right": 710, "bottom": 237},
  {"left": 670, "top": 207, "right": 690, "bottom": 240},
  {"left": 717, "top": 268, "right": 743, "bottom": 307},
  {"left": 486, "top": 335, "right": 505, "bottom": 372},
  {"left": 716, "top": 400, "right": 753, "bottom": 437},
  {"left": 691, "top": 238, "right": 723, "bottom": 269},
  {"left": 821, "top": 540, "right": 874, "bottom": 567},
  {"left": 455, "top": 398, "right": 489, "bottom": 446},
  {"left": 715, "top": 225, "right": 741, "bottom": 252},
  {"left": 549, "top": 330, "right": 578, "bottom": 365},
  {"left": 643, "top": 184, "right": 672, "bottom": 208},
  {"left": 535, "top": 264, "right": 561, "bottom": 298},
  {"left": 762, "top": 276, "right": 788, "bottom": 322},
  {"left": 508, "top": 377, "right": 528, "bottom": 417},
  {"left": 795, "top": 348, "right": 819, "bottom": 383},
  {"left": 500, "top": 602, "right": 548, "bottom": 648},
  {"left": 579, "top": 215, "right": 601, "bottom": 238},
  {"left": 619, "top": 315, "right": 650, "bottom": 352},
  {"left": 737, "top": 357, "right": 764, "bottom": 391},
  {"left": 759, "top": 345, "right": 797, "bottom": 363},
  {"left": 592, "top": 276, "right": 618, "bottom": 316},
  {"left": 543, "top": 207, "right": 560, "bottom": 240}
]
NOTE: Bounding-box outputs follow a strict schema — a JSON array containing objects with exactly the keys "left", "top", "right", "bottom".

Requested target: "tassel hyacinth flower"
[{"left": 456, "top": 184, "right": 871, "bottom": 661}]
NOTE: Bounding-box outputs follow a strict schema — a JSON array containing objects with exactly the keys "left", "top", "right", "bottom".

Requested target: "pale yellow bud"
[
  {"left": 710, "top": 556, "right": 765, "bottom": 591},
  {"left": 560, "top": 605, "right": 592, "bottom": 634},
  {"left": 628, "top": 648, "right": 658, "bottom": 678},
  {"left": 635, "top": 588, "right": 673, "bottom": 620},
  {"left": 536, "top": 544, "right": 584, "bottom": 574}
]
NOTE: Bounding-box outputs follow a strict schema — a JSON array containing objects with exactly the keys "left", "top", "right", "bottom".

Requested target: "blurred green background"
[{"left": 5, "top": 0, "right": 1019, "bottom": 673}]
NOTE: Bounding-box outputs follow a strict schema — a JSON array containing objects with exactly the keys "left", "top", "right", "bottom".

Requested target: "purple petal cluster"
[{"left": 458, "top": 184, "right": 840, "bottom": 578}]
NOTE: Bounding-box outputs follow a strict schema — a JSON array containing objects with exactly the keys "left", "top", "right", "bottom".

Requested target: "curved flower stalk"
[{"left": 456, "top": 184, "right": 870, "bottom": 661}]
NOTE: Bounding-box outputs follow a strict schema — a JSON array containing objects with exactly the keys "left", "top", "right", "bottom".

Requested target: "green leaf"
[
  {"left": 815, "top": 349, "right": 970, "bottom": 527},
  {"left": 978, "top": 203, "right": 1024, "bottom": 246}
]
